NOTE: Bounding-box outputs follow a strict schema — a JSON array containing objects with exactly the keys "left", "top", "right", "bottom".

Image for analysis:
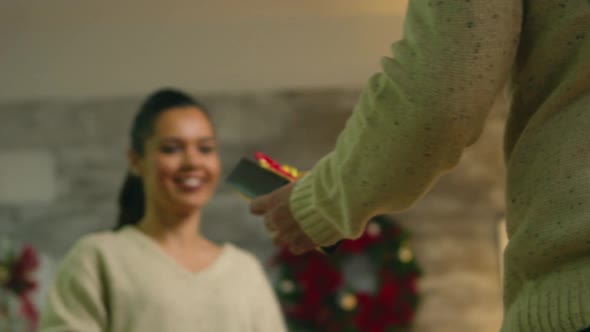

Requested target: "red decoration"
[
  {"left": 1, "top": 244, "right": 40, "bottom": 331},
  {"left": 255, "top": 152, "right": 299, "bottom": 181},
  {"left": 272, "top": 216, "right": 421, "bottom": 332}
]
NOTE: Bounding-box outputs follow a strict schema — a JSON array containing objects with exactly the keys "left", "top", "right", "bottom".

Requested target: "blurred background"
[{"left": 0, "top": 1, "right": 509, "bottom": 331}]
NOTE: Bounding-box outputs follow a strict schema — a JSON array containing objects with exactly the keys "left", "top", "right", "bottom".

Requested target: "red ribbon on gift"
[{"left": 255, "top": 152, "right": 299, "bottom": 181}]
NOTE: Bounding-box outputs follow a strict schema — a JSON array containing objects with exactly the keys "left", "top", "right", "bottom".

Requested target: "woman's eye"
[
  {"left": 199, "top": 145, "right": 216, "bottom": 154},
  {"left": 160, "top": 145, "right": 180, "bottom": 154}
]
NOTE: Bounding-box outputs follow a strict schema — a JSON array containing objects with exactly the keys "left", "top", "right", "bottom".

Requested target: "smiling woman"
[
  {"left": 121, "top": 92, "right": 220, "bottom": 225},
  {"left": 38, "top": 89, "right": 287, "bottom": 332}
]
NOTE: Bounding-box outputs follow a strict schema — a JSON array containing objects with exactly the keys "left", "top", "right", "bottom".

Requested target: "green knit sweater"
[{"left": 290, "top": 1, "right": 590, "bottom": 331}]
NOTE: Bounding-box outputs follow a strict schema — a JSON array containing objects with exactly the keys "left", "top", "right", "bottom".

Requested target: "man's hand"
[{"left": 250, "top": 182, "right": 316, "bottom": 255}]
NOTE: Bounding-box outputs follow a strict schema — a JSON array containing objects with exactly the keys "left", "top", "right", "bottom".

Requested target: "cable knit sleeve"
[{"left": 291, "top": 0, "right": 522, "bottom": 245}]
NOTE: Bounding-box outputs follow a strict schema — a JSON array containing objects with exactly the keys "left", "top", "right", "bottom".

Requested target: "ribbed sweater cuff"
[
  {"left": 503, "top": 277, "right": 590, "bottom": 331},
  {"left": 290, "top": 174, "right": 343, "bottom": 246}
]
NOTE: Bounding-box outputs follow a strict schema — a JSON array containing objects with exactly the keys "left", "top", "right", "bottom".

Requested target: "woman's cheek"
[{"left": 155, "top": 160, "right": 176, "bottom": 186}]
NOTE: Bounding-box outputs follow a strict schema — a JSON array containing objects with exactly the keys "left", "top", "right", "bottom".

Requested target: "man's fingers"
[
  {"left": 271, "top": 228, "right": 316, "bottom": 255},
  {"left": 263, "top": 217, "right": 278, "bottom": 235},
  {"left": 250, "top": 194, "right": 271, "bottom": 215},
  {"left": 272, "top": 235, "right": 282, "bottom": 246},
  {"left": 289, "top": 234, "right": 316, "bottom": 255},
  {"left": 249, "top": 182, "right": 311, "bottom": 253}
]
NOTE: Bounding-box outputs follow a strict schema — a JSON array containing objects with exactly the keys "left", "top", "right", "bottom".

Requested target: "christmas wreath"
[{"left": 272, "top": 215, "right": 421, "bottom": 332}]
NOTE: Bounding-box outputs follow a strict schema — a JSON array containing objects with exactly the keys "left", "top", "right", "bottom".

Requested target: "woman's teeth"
[{"left": 182, "top": 178, "right": 202, "bottom": 188}]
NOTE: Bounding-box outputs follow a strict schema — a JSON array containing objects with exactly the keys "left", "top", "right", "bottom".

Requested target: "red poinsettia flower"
[
  {"left": 286, "top": 253, "right": 343, "bottom": 325},
  {"left": 6, "top": 245, "right": 39, "bottom": 295},
  {"left": 20, "top": 294, "right": 39, "bottom": 331},
  {"left": 339, "top": 238, "right": 367, "bottom": 253},
  {"left": 340, "top": 222, "right": 385, "bottom": 253},
  {"left": 271, "top": 246, "right": 301, "bottom": 266},
  {"left": 296, "top": 254, "right": 342, "bottom": 293},
  {"left": 1, "top": 244, "right": 40, "bottom": 331},
  {"left": 354, "top": 293, "right": 384, "bottom": 332},
  {"left": 353, "top": 275, "right": 417, "bottom": 331},
  {"left": 15, "top": 245, "right": 40, "bottom": 274}
]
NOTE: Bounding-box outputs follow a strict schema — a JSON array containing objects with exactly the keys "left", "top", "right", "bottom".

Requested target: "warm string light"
[
  {"left": 398, "top": 242, "right": 414, "bottom": 263},
  {"left": 280, "top": 280, "right": 296, "bottom": 293},
  {"left": 340, "top": 293, "right": 358, "bottom": 311}
]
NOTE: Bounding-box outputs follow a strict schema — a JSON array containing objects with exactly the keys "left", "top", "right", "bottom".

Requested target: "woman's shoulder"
[
  {"left": 61, "top": 229, "right": 126, "bottom": 264},
  {"left": 49, "top": 231, "right": 118, "bottom": 280},
  {"left": 74, "top": 230, "right": 119, "bottom": 249}
]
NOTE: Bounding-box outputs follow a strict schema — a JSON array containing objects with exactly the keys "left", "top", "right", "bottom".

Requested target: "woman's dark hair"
[{"left": 115, "top": 88, "right": 210, "bottom": 230}]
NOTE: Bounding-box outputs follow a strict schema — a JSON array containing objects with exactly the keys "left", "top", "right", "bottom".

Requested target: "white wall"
[{"left": 0, "top": 0, "right": 407, "bottom": 100}]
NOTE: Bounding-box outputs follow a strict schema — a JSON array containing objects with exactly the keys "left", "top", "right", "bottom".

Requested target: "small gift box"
[
  {"left": 226, "top": 152, "right": 302, "bottom": 199},
  {"left": 226, "top": 152, "right": 340, "bottom": 254}
]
